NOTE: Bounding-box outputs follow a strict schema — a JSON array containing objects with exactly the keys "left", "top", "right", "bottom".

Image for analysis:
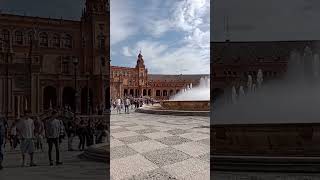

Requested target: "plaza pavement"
[
  {"left": 0, "top": 137, "right": 108, "bottom": 180},
  {"left": 110, "top": 109, "right": 210, "bottom": 180}
]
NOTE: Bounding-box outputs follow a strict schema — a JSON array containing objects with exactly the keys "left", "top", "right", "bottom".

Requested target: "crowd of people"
[
  {"left": 0, "top": 108, "right": 107, "bottom": 170},
  {"left": 110, "top": 97, "right": 156, "bottom": 114}
]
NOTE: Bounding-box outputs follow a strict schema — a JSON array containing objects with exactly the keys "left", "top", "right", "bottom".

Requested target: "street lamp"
[{"left": 72, "top": 56, "right": 79, "bottom": 121}]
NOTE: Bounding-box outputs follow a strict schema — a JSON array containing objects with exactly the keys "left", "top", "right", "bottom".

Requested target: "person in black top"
[
  {"left": 86, "top": 120, "right": 94, "bottom": 147},
  {"left": 77, "top": 120, "right": 86, "bottom": 151}
]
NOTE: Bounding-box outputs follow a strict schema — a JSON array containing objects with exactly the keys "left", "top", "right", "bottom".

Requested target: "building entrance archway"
[
  {"left": 43, "top": 86, "right": 57, "bottom": 110},
  {"left": 62, "top": 87, "right": 75, "bottom": 111}
]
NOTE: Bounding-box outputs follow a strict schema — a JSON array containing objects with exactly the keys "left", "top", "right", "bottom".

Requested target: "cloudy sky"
[
  {"left": 212, "top": 0, "right": 320, "bottom": 42},
  {"left": 111, "top": 0, "right": 210, "bottom": 74},
  {"left": 0, "top": 0, "right": 210, "bottom": 74}
]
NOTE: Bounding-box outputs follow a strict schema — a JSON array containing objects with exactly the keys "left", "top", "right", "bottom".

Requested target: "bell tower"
[
  {"left": 136, "top": 51, "right": 147, "bottom": 96},
  {"left": 81, "top": 0, "right": 110, "bottom": 109}
]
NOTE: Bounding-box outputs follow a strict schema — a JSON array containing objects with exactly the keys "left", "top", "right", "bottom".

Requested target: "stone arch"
[
  {"left": 124, "top": 89, "right": 128, "bottom": 97},
  {"left": 129, "top": 89, "right": 134, "bottom": 97},
  {"left": 169, "top": 89, "right": 174, "bottom": 96},
  {"left": 14, "top": 30, "right": 23, "bottom": 45},
  {"left": 64, "top": 34, "right": 73, "bottom": 48},
  {"left": 143, "top": 89, "right": 147, "bottom": 96},
  {"left": 62, "top": 87, "right": 75, "bottom": 110},
  {"left": 2, "top": 29, "right": 10, "bottom": 42},
  {"left": 43, "top": 86, "right": 57, "bottom": 110},
  {"left": 39, "top": 32, "right": 48, "bottom": 47},
  {"left": 156, "top": 90, "right": 161, "bottom": 96},
  {"left": 52, "top": 33, "right": 60, "bottom": 48},
  {"left": 163, "top": 90, "right": 168, "bottom": 96}
]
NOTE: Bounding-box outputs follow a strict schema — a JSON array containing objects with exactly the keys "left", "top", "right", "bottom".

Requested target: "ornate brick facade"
[
  {"left": 0, "top": 0, "right": 110, "bottom": 118},
  {"left": 211, "top": 40, "right": 319, "bottom": 100},
  {"left": 111, "top": 52, "right": 207, "bottom": 100}
]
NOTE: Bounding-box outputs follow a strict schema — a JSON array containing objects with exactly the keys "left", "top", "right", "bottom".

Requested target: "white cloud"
[
  {"left": 172, "top": 0, "right": 210, "bottom": 32},
  {"left": 126, "top": 40, "right": 209, "bottom": 74},
  {"left": 145, "top": 19, "right": 173, "bottom": 37},
  {"left": 113, "top": 0, "right": 210, "bottom": 74},
  {"left": 122, "top": 46, "right": 132, "bottom": 57},
  {"left": 110, "top": 0, "right": 138, "bottom": 45}
]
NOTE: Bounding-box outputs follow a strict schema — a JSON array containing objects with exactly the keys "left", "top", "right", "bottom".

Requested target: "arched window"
[
  {"left": 156, "top": 90, "right": 161, "bottom": 96},
  {"left": 98, "top": 34, "right": 105, "bottom": 50},
  {"left": 15, "top": 30, "right": 23, "bottom": 45},
  {"left": 169, "top": 90, "right": 174, "bottom": 96},
  {"left": 27, "top": 31, "right": 34, "bottom": 45},
  {"left": 53, "top": 34, "right": 60, "bottom": 48},
  {"left": 39, "top": 32, "right": 48, "bottom": 47},
  {"left": 163, "top": 90, "right": 168, "bottom": 96},
  {"left": 2, "top": 29, "right": 10, "bottom": 43},
  {"left": 64, "top": 34, "right": 72, "bottom": 48}
]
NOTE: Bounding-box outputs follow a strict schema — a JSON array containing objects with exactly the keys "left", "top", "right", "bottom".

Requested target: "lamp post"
[{"left": 72, "top": 56, "right": 79, "bottom": 121}]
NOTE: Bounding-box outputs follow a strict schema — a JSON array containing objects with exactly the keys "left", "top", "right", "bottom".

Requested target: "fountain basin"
[
  {"left": 161, "top": 100, "right": 210, "bottom": 111},
  {"left": 135, "top": 100, "right": 210, "bottom": 116}
]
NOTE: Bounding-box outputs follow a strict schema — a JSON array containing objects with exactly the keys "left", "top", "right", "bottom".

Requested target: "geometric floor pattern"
[{"left": 110, "top": 110, "right": 210, "bottom": 180}]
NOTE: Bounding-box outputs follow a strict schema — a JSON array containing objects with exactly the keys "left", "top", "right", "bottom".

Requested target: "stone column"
[{"left": 17, "top": 96, "right": 20, "bottom": 119}]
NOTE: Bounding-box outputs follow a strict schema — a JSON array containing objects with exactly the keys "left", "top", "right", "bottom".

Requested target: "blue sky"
[
  {"left": 0, "top": 0, "right": 210, "bottom": 74},
  {"left": 111, "top": 0, "right": 210, "bottom": 74}
]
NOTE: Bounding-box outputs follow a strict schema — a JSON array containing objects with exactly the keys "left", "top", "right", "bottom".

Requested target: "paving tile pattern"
[{"left": 110, "top": 111, "right": 210, "bottom": 180}]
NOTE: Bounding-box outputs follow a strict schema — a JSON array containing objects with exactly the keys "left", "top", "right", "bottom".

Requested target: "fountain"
[
  {"left": 136, "top": 76, "right": 210, "bottom": 116},
  {"left": 160, "top": 76, "right": 210, "bottom": 111},
  {"left": 213, "top": 46, "right": 320, "bottom": 169}
]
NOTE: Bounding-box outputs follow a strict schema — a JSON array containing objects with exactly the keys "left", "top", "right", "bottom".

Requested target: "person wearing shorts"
[{"left": 16, "top": 111, "right": 36, "bottom": 167}]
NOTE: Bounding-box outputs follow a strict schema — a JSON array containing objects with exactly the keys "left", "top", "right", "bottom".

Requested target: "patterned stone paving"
[
  {"left": 0, "top": 137, "right": 108, "bottom": 180},
  {"left": 110, "top": 111, "right": 210, "bottom": 180}
]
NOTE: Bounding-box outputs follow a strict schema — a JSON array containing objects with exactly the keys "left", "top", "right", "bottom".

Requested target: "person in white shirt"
[
  {"left": 116, "top": 98, "right": 121, "bottom": 114},
  {"left": 16, "top": 111, "right": 36, "bottom": 167},
  {"left": 124, "top": 98, "right": 131, "bottom": 114}
]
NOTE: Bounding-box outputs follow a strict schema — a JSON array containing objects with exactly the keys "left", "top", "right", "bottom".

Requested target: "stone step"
[
  {"left": 212, "top": 155, "right": 320, "bottom": 173},
  {"left": 78, "top": 144, "right": 109, "bottom": 162}
]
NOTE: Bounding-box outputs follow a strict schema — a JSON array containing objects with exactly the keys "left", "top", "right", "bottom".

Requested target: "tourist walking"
[
  {"left": 16, "top": 111, "right": 37, "bottom": 167},
  {"left": 77, "top": 120, "right": 86, "bottom": 151},
  {"left": 0, "top": 114, "right": 6, "bottom": 170},
  {"left": 124, "top": 97, "right": 130, "bottom": 114},
  {"left": 45, "top": 111, "right": 63, "bottom": 166},
  {"left": 58, "top": 119, "right": 66, "bottom": 144},
  {"left": 95, "top": 121, "right": 105, "bottom": 144},
  {"left": 67, "top": 120, "right": 76, "bottom": 151},
  {"left": 86, "top": 120, "right": 94, "bottom": 147},
  {"left": 9, "top": 121, "right": 18, "bottom": 150},
  {"left": 34, "top": 117, "right": 44, "bottom": 152},
  {"left": 116, "top": 97, "right": 122, "bottom": 114}
]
